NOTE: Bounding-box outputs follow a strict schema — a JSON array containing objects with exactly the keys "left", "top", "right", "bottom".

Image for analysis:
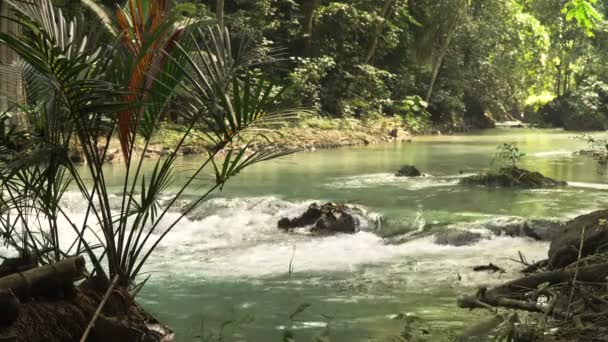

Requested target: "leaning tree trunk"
[
  {"left": 0, "top": 0, "right": 24, "bottom": 130},
  {"left": 364, "top": 0, "right": 394, "bottom": 65},
  {"left": 425, "top": 26, "right": 456, "bottom": 102}
]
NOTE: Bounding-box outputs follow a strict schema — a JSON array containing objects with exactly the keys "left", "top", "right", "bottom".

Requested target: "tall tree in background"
[
  {"left": 365, "top": 0, "right": 395, "bottom": 64},
  {"left": 301, "top": 0, "right": 319, "bottom": 57},
  {"left": 411, "top": 0, "right": 470, "bottom": 102}
]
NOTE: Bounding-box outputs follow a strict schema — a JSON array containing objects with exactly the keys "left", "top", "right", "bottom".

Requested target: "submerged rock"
[
  {"left": 384, "top": 216, "right": 567, "bottom": 247},
  {"left": 484, "top": 218, "right": 565, "bottom": 241},
  {"left": 484, "top": 218, "right": 526, "bottom": 237},
  {"left": 434, "top": 229, "right": 483, "bottom": 247},
  {"left": 395, "top": 165, "right": 422, "bottom": 177},
  {"left": 548, "top": 210, "right": 608, "bottom": 269},
  {"left": 460, "top": 167, "right": 567, "bottom": 188},
  {"left": 278, "top": 203, "right": 360, "bottom": 234}
]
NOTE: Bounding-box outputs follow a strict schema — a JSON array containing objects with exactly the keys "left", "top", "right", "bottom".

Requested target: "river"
[{"left": 81, "top": 129, "right": 608, "bottom": 340}]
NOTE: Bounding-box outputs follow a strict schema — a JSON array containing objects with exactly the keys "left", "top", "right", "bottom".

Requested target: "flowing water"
[{"left": 64, "top": 129, "right": 608, "bottom": 340}]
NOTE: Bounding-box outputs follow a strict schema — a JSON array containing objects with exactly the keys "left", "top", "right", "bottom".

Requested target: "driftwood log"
[
  {"left": 0, "top": 256, "right": 86, "bottom": 299},
  {"left": 458, "top": 262, "right": 608, "bottom": 317}
]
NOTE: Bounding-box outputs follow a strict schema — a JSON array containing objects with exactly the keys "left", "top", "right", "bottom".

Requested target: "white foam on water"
[
  {"left": 2, "top": 193, "right": 549, "bottom": 291},
  {"left": 147, "top": 211, "right": 548, "bottom": 287},
  {"left": 325, "top": 173, "right": 463, "bottom": 190},
  {"left": 530, "top": 150, "right": 574, "bottom": 157},
  {"left": 568, "top": 182, "right": 608, "bottom": 190}
]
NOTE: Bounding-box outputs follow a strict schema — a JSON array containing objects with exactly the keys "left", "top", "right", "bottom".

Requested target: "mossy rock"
[{"left": 460, "top": 167, "right": 566, "bottom": 188}]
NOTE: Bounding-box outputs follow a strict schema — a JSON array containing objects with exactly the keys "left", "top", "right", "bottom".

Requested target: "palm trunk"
[
  {"left": 364, "top": 0, "right": 394, "bottom": 65},
  {"left": 217, "top": 0, "right": 225, "bottom": 30}
]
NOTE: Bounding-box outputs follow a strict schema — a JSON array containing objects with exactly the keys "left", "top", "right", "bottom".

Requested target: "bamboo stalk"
[{"left": 0, "top": 256, "right": 86, "bottom": 298}]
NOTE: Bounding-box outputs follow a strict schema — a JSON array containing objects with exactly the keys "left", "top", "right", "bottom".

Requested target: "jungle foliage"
[{"left": 54, "top": 0, "right": 608, "bottom": 131}]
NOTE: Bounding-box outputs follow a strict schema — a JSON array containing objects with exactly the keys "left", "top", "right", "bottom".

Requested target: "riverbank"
[{"left": 71, "top": 116, "right": 414, "bottom": 163}]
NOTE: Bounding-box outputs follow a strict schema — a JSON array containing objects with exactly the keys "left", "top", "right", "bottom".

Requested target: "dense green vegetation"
[
  {"left": 3, "top": 0, "right": 608, "bottom": 340},
  {"left": 66, "top": 0, "right": 608, "bottom": 132}
]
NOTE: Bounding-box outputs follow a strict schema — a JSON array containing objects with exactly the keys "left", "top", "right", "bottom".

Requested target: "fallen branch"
[
  {"left": 473, "top": 263, "right": 505, "bottom": 273},
  {"left": 458, "top": 262, "right": 608, "bottom": 317},
  {"left": 458, "top": 288, "right": 567, "bottom": 318},
  {"left": 521, "top": 259, "right": 548, "bottom": 274},
  {"left": 489, "top": 262, "right": 608, "bottom": 299}
]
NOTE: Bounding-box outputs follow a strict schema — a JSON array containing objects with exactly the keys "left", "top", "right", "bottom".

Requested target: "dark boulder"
[
  {"left": 523, "top": 219, "right": 565, "bottom": 241},
  {"left": 460, "top": 167, "right": 566, "bottom": 188},
  {"left": 312, "top": 210, "right": 359, "bottom": 234},
  {"left": 278, "top": 203, "right": 360, "bottom": 234},
  {"left": 479, "top": 217, "right": 565, "bottom": 241},
  {"left": 278, "top": 205, "right": 322, "bottom": 229},
  {"left": 395, "top": 165, "right": 422, "bottom": 177},
  {"left": 434, "top": 229, "right": 483, "bottom": 247},
  {"left": 548, "top": 210, "right": 608, "bottom": 269}
]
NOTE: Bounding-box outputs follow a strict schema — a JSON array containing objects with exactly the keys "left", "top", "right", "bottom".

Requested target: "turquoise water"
[{"left": 106, "top": 129, "right": 608, "bottom": 341}]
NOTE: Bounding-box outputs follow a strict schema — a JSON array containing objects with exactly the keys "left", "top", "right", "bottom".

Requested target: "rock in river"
[
  {"left": 460, "top": 167, "right": 567, "bottom": 188},
  {"left": 395, "top": 165, "right": 422, "bottom": 177},
  {"left": 278, "top": 203, "right": 361, "bottom": 234},
  {"left": 484, "top": 217, "right": 565, "bottom": 241},
  {"left": 548, "top": 210, "right": 608, "bottom": 269},
  {"left": 434, "top": 229, "right": 483, "bottom": 247}
]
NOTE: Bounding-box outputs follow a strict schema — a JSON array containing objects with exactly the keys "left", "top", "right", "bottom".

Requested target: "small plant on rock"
[{"left": 492, "top": 143, "right": 526, "bottom": 168}]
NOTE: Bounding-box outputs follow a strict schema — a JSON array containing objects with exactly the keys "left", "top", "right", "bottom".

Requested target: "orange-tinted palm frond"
[{"left": 115, "top": 0, "right": 179, "bottom": 163}]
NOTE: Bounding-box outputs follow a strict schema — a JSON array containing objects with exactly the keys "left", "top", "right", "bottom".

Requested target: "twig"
[
  {"left": 567, "top": 226, "right": 586, "bottom": 318},
  {"left": 80, "top": 274, "right": 120, "bottom": 342},
  {"left": 518, "top": 251, "right": 529, "bottom": 266},
  {"left": 288, "top": 245, "right": 296, "bottom": 280}
]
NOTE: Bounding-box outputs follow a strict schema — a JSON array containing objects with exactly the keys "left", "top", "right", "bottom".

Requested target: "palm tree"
[{"left": 0, "top": 0, "right": 299, "bottom": 287}]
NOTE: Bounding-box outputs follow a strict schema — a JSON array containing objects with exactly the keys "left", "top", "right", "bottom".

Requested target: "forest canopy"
[{"left": 66, "top": 0, "right": 608, "bottom": 132}]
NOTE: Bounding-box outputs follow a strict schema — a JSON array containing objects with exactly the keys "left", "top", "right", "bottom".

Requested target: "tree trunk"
[
  {"left": 301, "top": 0, "right": 319, "bottom": 57},
  {"left": 216, "top": 0, "right": 225, "bottom": 31},
  {"left": 425, "top": 26, "right": 456, "bottom": 102},
  {"left": 555, "top": 63, "right": 562, "bottom": 98},
  {"left": 364, "top": 0, "right": 394, "bottom": 65},
  {"left": 563, "top": 62, "right": 571, "bottom": 95}
]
